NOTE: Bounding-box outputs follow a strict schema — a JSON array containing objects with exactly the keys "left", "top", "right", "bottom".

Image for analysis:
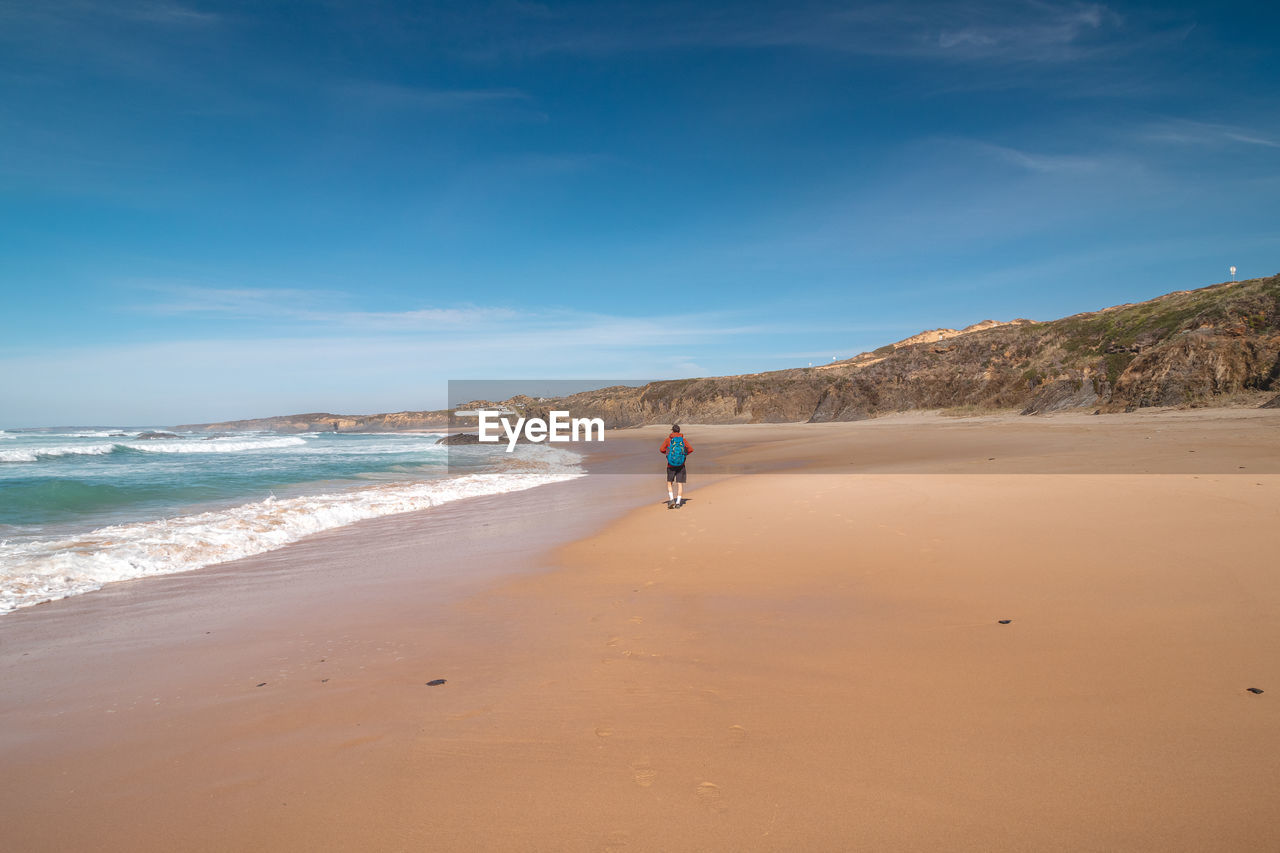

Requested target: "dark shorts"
[{"left": 666, "top": 464, "right": 687, "bottom": 483}]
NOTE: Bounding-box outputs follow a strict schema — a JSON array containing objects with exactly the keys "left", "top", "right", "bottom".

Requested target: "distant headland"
[{"left": 177, "top": 273, "right": 1280, "bottom": 433}]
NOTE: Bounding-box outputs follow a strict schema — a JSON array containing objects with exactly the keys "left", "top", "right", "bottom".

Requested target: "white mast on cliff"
[{"left": 1230, "top": 265, "right": 1237, "bottom": 282}]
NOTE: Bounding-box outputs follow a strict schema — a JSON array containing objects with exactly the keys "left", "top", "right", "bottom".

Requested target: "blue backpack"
[{"left": 666, "top": 435, "right": 687, "bottom": 466}]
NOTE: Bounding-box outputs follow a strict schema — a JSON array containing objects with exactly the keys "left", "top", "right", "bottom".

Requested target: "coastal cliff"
[
  {"left": 181, "top": 273, "right": 1280, "bottom": 431},
  {"left": 176, "top": 410, "right": 450, "bottom": 434},
  {"left": 528, "top": 273, "right": 1280, "bottom": 425}
]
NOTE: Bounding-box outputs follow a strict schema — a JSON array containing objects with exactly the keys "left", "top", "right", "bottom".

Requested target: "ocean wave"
[
  {"left": 63, "top": 430, "right": 138, "bottom": 438},
  {"left": 124, "top": 436, "right": 308, "bottom": 454},
  {"left": 289, "top": 441, "right": 447, "bottom": 456},
  {"left": 0, "top": 446, "right": 583, "bottom": 613},
  {"left": 0, "top": 443, "right": 117, "bottom": 463},
  {"left": 0, "top": 436, "right": 309, "bottom": 463}
]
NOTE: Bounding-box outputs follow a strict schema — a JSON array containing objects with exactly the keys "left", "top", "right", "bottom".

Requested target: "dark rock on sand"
[
  {"left": 1246, "top": 687, "right": 1264, "bottom": 694},
  {"left": 1020, "top": 378, "right": 1099, "bottom": 415},
  {"left": 998, "top": 620, "right": 1012, "bottom": 624},
  {"left": 436, "top": 432, "right": 482, "bottom": 445},
  {"left": 427, "top": 679, "right": 447, "bottom": 686},
  {"left": 1262, "top": 394, "right": 1280, "bottom": 409}
]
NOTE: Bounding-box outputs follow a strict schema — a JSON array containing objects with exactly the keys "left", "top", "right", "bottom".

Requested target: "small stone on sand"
[
  {"left": 998, "top": 619, "right": 1012, "bottom": 624},
  {"left": 1246, "top": 687, "right": 1264, "bottom": 694},
  {"left": 427, "top": 679, "right": 447, "bottom": 686}
]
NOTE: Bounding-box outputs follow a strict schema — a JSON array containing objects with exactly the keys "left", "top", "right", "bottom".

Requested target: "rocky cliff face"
[
  {"left": 179, "top": 274, "right": 1280, "bottom": 432},
  {"left": 177, "top": 410, "right": 450, "bottom": 434},
  {"left": 541, "top": 273, "right": 1280, "bottom": 425}
]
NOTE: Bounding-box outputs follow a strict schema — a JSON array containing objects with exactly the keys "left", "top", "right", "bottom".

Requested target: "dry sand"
[{"left": 2, "top": 408, "right": 1278, "bottom": 851}]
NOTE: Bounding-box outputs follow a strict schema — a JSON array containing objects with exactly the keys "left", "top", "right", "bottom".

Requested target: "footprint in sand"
[
  {"left": 695, "top": 781, "right": 725, "bottom": 812},
  {"left": 727, "top": 724, "right": 748, "bottom": 745},
  {"left": 631, "top": 758, "right": 656, "bottom": 788},
  {"left": 595, "top": 725, "right": 614, "bottom": 738},
  {"left": 606, "top": 636, "right": 620, "bottom": 647}
]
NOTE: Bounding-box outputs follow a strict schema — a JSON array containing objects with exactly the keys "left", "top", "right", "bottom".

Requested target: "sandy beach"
[{"left": 3, "top": 409, "right": 1279, "bottom": 851}]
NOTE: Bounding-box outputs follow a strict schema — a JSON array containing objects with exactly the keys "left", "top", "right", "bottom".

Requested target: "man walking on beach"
[{"left": 661, "top": 424, "right": 692, "bottom": 509}]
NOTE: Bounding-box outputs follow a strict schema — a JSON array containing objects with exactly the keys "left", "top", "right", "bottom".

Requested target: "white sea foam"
[
  {"left": 124, "top": 436, "right": 308, "bottom": 454},
  {"left": 0, "top": 435, "right": 311, "bottom": 463},
  {"left": 290, "top": 439, "right": 445, "bottom": 456},
  {"left": 0, "top": 443, "right": 118, "bottom": 463},
  {"left": 0, "top": 445, "right": 583, "bottom": 613}
]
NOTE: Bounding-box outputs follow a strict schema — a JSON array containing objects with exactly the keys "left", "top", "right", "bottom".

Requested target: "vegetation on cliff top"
[
  {"left": 550, "top": 273, "right": 1280, "bottom": 425},
  {"left": 182, "top": 273, "right": 1280, "bottom": 430}
]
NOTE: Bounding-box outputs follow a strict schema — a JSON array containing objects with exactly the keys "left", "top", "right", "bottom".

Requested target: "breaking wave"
[
  {"left": 0, "top": 446, "right": 582, "bottom": 613},
  {"left": 0, "top": 436, "right": 307, "bottom": 463}
]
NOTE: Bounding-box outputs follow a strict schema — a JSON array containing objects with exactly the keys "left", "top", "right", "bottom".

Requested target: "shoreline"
[
  {"left": 0, "top": 434, "right": 661, "bottom": 852},
  {"left": 0, "top": 432, "right": 581, "bottom": 614},
  {"left": 2, "top": 410, "right": 1279, "bottom": 850}
]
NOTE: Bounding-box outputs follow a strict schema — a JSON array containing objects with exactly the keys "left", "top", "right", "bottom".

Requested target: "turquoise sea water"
[{"left": 0, "top": 428, "right": 582, "bottom": 613}]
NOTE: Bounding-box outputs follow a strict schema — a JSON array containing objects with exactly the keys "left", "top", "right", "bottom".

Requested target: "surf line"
[{"left": 475, "top": 410, "right": 605, "bottom": 452}]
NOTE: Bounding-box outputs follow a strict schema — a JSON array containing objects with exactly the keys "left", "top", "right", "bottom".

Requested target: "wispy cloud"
[
  {"left": 0, "top": 0, "right": 240, "bottom": 117},
  {"left": 130, "top": 283, "right": 517, "bottom": 329},
  {"left": 334, "top": 307, "right": 523, "bottom": 329},
  {"left": 0, "top": 1, "right": 219, "bottom": 28},
  {"left": 11, "top": 292, "right": 849, "bottom": 421},
  {"left": 479, "top": 0, "right": 1140, "bottom": 65},
  {"left": 114, "top": 2, "right": 220, "bottom": 27},
  {"left": 1142, "top": 118, "right": 1280, "bottom": 149},
  {"left": 972, "top": 141, "right": 1105, "bottom": 173},
  {"left": 134, "top": 284, "right": 333, "bottom": 318},
  {"left": 123, "top": 283, "right": 881, "bottom": 346},
  {"left": 923, "top": 2, "right": 1121, "bottom": 61},
  {"left": 126, "top": 282, "right": 773, "bottom": 337}
]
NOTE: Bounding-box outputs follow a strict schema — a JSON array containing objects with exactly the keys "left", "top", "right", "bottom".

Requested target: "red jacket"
[{"left": 660, "top": 433, "right": 692, "bottom": 456}]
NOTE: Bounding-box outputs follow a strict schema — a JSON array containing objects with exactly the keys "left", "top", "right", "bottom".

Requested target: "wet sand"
[{"left": 2, "top": 409, "right": 1279, "bottom": 851}]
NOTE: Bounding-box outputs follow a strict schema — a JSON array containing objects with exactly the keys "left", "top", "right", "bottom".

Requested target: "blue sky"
[{"left": 1, "top": 0, "right": 1277, "bottom": 425}]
